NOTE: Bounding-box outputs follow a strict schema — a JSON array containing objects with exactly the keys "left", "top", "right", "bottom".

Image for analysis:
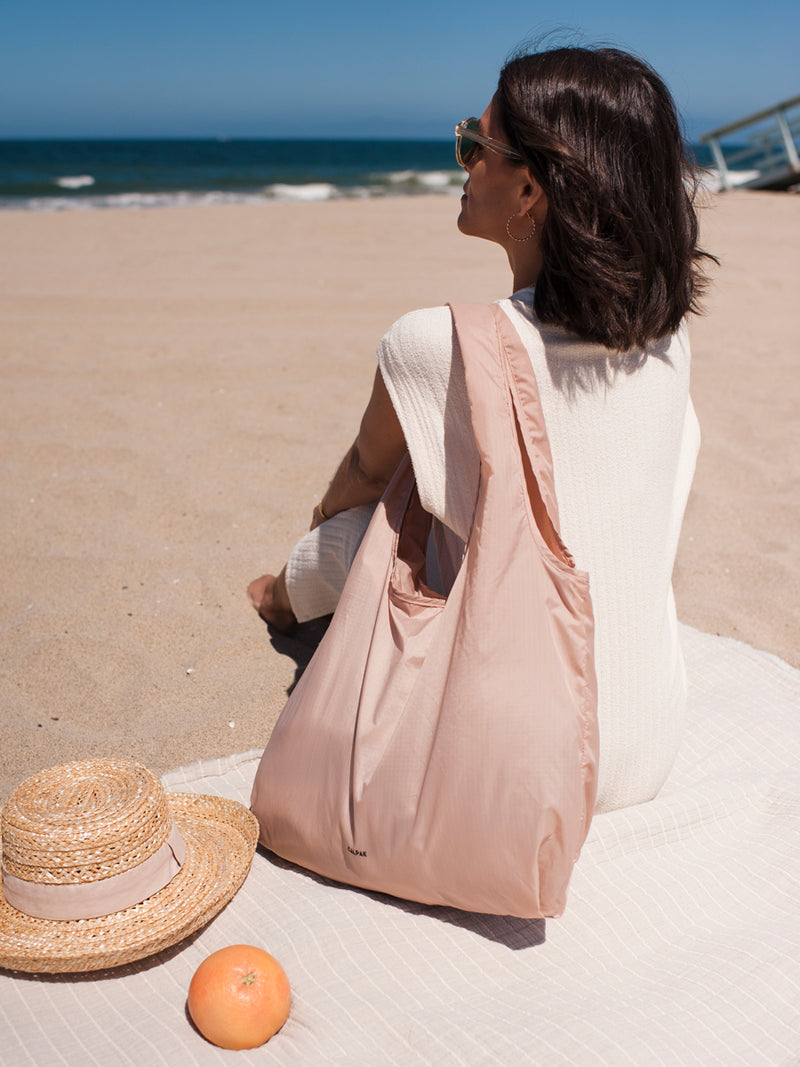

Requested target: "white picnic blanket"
[{"left": 1, "top": 625, "right": 798, "bottom": 1066}]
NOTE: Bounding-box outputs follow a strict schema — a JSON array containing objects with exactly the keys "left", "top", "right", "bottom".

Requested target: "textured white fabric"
[
  {"left": 1, "top": 627, "right": 798, "bottom": 1065},
  {"left": 285, "top": 503, "right": 376, "bottom": 622},
  {"left": 287, "top": 292, "right": 699, "bottom": 812}
]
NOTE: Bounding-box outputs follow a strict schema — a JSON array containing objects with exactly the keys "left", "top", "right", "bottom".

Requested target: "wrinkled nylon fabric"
[{"left": 251, "top": 303, "right": 598, "bottom": 917}]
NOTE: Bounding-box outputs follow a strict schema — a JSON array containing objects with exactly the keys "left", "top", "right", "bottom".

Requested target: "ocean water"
[
  {"left": 0, "top": 139, "right": 464, "bottom": 210},
  {"left": 0, "top": 139, "right": 716, "bottom": 211}
]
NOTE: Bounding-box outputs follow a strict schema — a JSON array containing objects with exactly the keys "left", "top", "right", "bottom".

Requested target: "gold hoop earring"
[{"left": 506, "top": 210, "right": 536, "bottom": 243}]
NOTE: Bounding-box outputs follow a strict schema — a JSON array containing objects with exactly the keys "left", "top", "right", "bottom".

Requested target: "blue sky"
[{"left": 2, "top": 0, "right": 798, "bottom": 140}]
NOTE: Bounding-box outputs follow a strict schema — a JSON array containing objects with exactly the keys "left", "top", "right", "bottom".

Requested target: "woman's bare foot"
[{"left": 247, "top": 568, "right": 298, "bottom": 633}]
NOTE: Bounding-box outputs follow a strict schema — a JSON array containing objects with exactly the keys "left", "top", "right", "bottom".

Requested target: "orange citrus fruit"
[{"left": 187, "top": 944, "right": 291, "bottom": 1049}]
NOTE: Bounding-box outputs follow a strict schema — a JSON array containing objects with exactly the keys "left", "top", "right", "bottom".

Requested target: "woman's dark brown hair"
[{"left": 496, "top": 46, "right": 715, "bottom": 352}]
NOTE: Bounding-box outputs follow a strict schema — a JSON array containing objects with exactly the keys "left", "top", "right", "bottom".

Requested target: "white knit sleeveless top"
[{"left": 377, "top": 288, "right": 699, "bottom": 813}]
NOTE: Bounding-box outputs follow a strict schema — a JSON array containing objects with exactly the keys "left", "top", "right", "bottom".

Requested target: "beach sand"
[{"left": 1, "top": 190, "right": 797, "bottom": 800}]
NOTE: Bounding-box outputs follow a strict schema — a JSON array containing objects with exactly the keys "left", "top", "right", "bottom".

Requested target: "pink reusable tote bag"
[{"left": 251, "top": 303, "right": 599, "bottom": 917}]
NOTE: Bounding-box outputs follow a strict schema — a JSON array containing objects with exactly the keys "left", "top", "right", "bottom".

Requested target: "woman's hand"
[{"left": 309, "top": 502, "right": 327, "bottom": 531}]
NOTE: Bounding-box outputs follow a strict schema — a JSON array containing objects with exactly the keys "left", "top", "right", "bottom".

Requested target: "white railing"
[{"left": 700, "top": 94, "right": 800, "bottom": 191}]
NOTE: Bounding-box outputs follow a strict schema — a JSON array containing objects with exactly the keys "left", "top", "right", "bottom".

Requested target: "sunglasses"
[{"left": 455, "top": 117, "right": 524, "bottom": 169}]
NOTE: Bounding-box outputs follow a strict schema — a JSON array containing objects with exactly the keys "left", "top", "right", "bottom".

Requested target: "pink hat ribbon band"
[{"left": 2, "top": 823, "right": 186, "bottom": 921}]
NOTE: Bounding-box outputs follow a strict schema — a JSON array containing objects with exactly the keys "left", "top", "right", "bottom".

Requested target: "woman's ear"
[{"left": 519, "top": 170, "right": 547, "bottom": 215}]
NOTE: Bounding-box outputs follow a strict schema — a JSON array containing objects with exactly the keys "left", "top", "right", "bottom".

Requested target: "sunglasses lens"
[
  {"left": 459, "top": 136, "right": 477, "bottom": 166},
  {"left": 456, "top": 120, "right": 480, "bottom": 167}
]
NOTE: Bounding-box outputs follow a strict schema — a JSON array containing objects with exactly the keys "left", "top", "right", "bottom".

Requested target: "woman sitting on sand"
[{"left": 248, "top": 45, "right": 713, "bottom": 814}]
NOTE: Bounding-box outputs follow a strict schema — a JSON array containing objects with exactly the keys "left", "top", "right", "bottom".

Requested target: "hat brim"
[{"left": 0, "top": 792, "right": 259, "bottom": 974}]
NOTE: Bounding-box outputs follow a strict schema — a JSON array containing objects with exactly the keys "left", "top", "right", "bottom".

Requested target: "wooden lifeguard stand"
[{"left": 700, "top": 94, "right": 800, "bottom": 190}]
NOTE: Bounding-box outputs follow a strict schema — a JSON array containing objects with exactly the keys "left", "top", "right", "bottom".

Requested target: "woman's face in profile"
[{"left": 457, "top": 97, "right": 527, "bottom": 247}]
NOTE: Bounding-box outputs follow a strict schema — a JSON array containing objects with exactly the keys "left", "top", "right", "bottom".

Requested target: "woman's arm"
[
  {"left": 247, "top": 369, "right": 406, "bottom": 629},
  {"left": 311, "top": 368, "right": 406, "bottom": 529}
]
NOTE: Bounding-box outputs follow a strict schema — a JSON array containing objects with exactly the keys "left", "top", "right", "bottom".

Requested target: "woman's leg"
[{"left": 247, "top": 503, "right": 377, "bottom": 632}]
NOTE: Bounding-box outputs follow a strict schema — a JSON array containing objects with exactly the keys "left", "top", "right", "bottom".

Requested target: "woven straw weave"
[
  {"left": 2, "top": 760, "right": 171, "bottom": 883},
  {"left": 0, "top": 758, "right": 259, "bottom": 973}
]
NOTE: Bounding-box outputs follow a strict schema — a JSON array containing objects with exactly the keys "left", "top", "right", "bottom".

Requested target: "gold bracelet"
[{"left": 316, "top": 500, "right": 329, "bottom": 521}]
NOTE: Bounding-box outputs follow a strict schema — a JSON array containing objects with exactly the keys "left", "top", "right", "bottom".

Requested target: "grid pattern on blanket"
[{"left": 1, "top": 625, "right": 798, "bottom": 1066}]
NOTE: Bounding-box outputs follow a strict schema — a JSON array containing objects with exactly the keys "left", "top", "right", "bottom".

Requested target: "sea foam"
[
  {"left": 417, "top": 171, "right": 453, "bottom": 189},
  {"left": 265, "top": 183, "right": 338, "bottom": 202},
  {"left": 55, "top": 175, "right": 95, "bottom": 189}
]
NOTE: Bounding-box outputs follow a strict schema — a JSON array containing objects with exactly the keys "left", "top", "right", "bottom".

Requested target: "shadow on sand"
[{"left": 264, "top": 615, "right": 332, "bottom": 696}]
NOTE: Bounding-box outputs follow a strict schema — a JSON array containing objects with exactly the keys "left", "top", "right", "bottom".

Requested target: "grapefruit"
[{"left": 187, "top": 944, "right": 291, "bottom": 1049}]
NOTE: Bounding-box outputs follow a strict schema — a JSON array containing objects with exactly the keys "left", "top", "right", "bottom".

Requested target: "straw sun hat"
[{"left": 0, "top": 757, "right": 259, "bottom": 974}]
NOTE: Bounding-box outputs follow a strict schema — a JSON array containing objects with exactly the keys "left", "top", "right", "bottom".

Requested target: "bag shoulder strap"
[{"left": 449, "top": 301, "right": 563, "bottom": 533}]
